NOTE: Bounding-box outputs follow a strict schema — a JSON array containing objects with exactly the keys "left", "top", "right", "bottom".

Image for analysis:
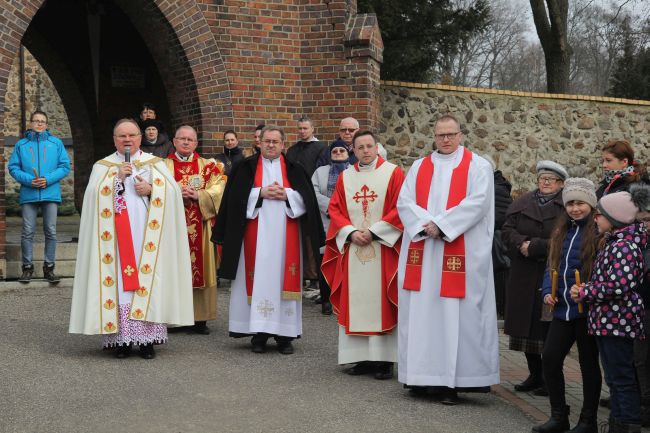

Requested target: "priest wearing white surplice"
[
  {"left": 322, "top": 131, "right": 404, "bottom": 380},
  {"left": 69, "top": 119, "right": 194, "bottom": 360},
  {"left": 396, "top": 114, "right": 499, "bottom": 405},
  {"left": 213, "top": 125, "right": 324, "bottom": 355}
]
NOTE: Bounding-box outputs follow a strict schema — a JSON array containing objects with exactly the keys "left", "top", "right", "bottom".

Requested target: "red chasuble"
[
  {"left": 243, "top": 155, "right": 301, "bottom": 303},
  {"left": 321, "top": 157, "right": 405, "bottom": 335},
  {"left": 403, "top": 148, "right": 472, "bottom": 298},
  {"left": 169, "top": 152, "right": 222, "bottom": 287}
]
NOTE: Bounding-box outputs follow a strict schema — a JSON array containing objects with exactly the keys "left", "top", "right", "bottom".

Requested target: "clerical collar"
[
  {"left": 433, "top": 146, "right": 462, "bottom": 161},
  {"left": 175, "top": 152, "right": 192, "bottom": 161},
  {"left": 262, "top": 155, "right": 280, "bottom": 163},
  {"left": 358, "top": 156, "right": 378, "bottom": 172}
]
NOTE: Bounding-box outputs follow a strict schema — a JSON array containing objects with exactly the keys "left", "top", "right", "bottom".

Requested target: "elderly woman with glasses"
[
  {"left": 502, "top": 160, "right": 568, "bottom": 396},
  {"left": 311, "top": 142, "right": 351, "bottom": 315}
]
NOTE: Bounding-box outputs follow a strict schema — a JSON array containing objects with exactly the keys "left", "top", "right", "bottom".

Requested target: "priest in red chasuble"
[
  {"left": 165, "top": 126, "right": 226, "bottom": 335},
  {"left": 322, "top": 131, "right": 405, "bottom": 380},
  {"left": 396, "top": 114, "right": 499, "bottom": 405}
]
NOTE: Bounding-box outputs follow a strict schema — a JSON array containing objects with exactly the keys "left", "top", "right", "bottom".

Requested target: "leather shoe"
[
  {"left": 321, "top": 302, "right": 333, "bottom": 316},
  {"left": 192, "top": 321, "right": 210, "bottom": 335},
  {"left": 345, "top": 361, "right": 374, "bottom": 376},
  {"left": 139, "top": 343, "right": 155, "bottom": 359},
  {"left": 514, "top": 374, "right": 543, "bottom": 392},
  {"left": 115, "top": 343, "right": 132, "bottom": 359},
  {"left": 277, "top": 341, "right": 294, "bottom": 355},
  {"left": 408, "top": 386, "right": 429, "bottom": 397},
  {"left": 440, "top": 388, "right": 459, "bottom": 406},
  {"left": 251, "top": 335, "right": 268, "bottom": 353},
  {"left": 374, "top": 362, "right": 394, "bottom": 380},
  {"left": 533, "top": 383, "right": 549, "bottom": 397}
]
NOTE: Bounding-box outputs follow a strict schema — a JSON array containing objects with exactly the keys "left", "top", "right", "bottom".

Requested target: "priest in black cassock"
[{"left": 212, "top": 125, "right": 324, "bottom": 354}]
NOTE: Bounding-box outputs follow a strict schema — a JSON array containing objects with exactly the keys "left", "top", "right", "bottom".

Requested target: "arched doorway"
[{"left": 0, "top": 0, "right": 233, "bottom": 278}]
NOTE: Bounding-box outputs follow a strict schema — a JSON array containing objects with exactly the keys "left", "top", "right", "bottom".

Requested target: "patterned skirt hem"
[{"left": 102, "top": 303, "right": 168, "bottom": 348}]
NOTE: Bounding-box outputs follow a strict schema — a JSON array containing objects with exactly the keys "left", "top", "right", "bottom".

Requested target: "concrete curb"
[{"left": 0, "top": 278, "right": 73, "bottom": 293}]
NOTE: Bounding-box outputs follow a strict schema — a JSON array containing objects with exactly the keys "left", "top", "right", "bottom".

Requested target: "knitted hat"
[
  {"left": 562, "top": 178, "right": 597, "bottom": 208},
  {"left": 141, "top": 119, "right": 163, "bottom": 132},
  {"left": 536, "top": 160, "right": 568, "bottom": 181},
  {"left": 330, "top": 140, "right": 349, "bottom": 154},
  {"left": 597, "top": 191, "right": 640, "bottom": 228}
]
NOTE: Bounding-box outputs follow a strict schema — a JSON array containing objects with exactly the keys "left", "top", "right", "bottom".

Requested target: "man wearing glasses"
[
  {"left": 396, "top": 114, "right": 499, "bottom": 404},
  {"left": 9, "top": 110, "right": 70, "bottom": 283},
  {"left": 316, "top": 117, "right": 361, "bottom": 168},
  {"left": 69, "top": 119, "right": 194, "bottom": 360}
]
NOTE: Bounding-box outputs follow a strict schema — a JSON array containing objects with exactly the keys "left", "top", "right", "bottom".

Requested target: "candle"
[
  {"left": 551, "top": 269, "right": 558, "bottom": 310},
  {"left": 575, "top": 269, "right": 584, "bottom": 314}
]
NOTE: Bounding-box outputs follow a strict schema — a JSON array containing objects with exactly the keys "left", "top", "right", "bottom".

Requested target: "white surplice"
[
  {"left": 396, "top": 146, "right": 500, "bottom": 388},
  {"left": 228, "top": 156, "right": 306, "bottom": 337}
]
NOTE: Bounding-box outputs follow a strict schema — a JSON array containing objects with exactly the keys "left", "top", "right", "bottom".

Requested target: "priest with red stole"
[
  {"left": 213, "top": 125, "right": 324, "bottom": 355},
  {"left": 165, "top": 125, "right": 226, "bottom": 335},
  {"left": 322, "top": 131, "right": 405, "bottom": 380},
  {"left": 396, "top": 114, "right": 499, "bottom": 405}
]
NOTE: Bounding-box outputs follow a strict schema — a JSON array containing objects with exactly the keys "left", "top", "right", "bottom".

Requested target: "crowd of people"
[{"left": 7, "top": 103, "right": 650, "bottom": 433}]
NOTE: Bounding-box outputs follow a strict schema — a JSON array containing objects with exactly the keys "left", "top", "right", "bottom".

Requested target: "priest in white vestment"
[
  {"left": 69, "top": 119, "right": 194, "bottom": 359},
  {"left": 396, "top": 114, "right": 499, "bottom": 405},
  {"left": 322, "top": 131, "right": 404, "bottom": 380},
  {"left": 213, "top": 126, "right": 324, "bottom": 355}
]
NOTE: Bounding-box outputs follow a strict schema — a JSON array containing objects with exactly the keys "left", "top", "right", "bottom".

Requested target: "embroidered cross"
[
  {"left": 352, "top": 184, "right": 378, "bottom": 218},
  {"left": 409, "top": 250, "right": 421, "bottom": 265},
  {"left": 256, "top": 300, "right": 275, "bottom": 318},
  {"left": 288, "top": 263, "right": 297, "bottom": 276},
  {"left": 248, "top": 270, "right": 254, "bottom": 281},
  {"left": 446, "top": 256, "right": 462, "bottom": 271},
  {"left": 123, "top": 265, "right": 135, "bottom": 276}
]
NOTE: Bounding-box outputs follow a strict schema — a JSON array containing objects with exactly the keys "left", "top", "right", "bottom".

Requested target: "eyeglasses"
[
  {"left": 331, "top": 148, "right": 348, "bottom": 154},
  {"left": 174, "top": 137, "right": 196, "bottom": 143},
  {"left": 262, "top": 139, "right": 282, "bottom": 145},
  {"left": 434, "top": 132, "right": 460, "bottom": 140},
  {"left": 31, "top": 119, "right": 47, "bottom": 124},
  {"left": 339, "top": 128, "right": 358, "bottom": 134},
  {"left": 538, "top": 176, "right": 561, "bottom": 184},
  {"left": 114, "top": 134, "right": 141, "bottom": 140}
]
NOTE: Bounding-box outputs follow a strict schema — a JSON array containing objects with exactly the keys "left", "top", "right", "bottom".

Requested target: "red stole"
[
  {"left": 403, "top": 148, "right": 472, "bottom": 298},
  {"left": 243, "top": 155, "right": 301, "bottom": 303},
  {"left": 114, "top": 188, "right": 141, "bottom": 291},
  {"left": 169, "top": 152, "right": 205, "bottom": 287}
]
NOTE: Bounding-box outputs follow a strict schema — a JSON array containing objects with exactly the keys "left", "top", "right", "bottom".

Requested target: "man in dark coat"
[
  {"left": 214, "top": 129, "right": 245, "bottom": 176},
  {"left": 140, "top": 119, "right": 173, "bottom": 158},
  {"left": 286, "top": 117, "right": 327, "bottom": 178},
  {"left": 212, "top": 125, "right": 324, "bottom": 355}
]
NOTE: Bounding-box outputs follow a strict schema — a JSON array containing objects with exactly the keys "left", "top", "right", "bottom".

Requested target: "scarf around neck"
[{"left": 327, "top": 160, "right": 349, "bottom": 197}]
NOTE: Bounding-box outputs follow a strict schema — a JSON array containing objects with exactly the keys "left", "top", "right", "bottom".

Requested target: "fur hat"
[
  {"left": 562, "top": 178, "right": 597, "bottom": 208},
  {"left": 536, "top": 160, "right": 568, "bottom": 181},
  {"left": 598, "top": 191, "right": 640, "bottom": 228}
]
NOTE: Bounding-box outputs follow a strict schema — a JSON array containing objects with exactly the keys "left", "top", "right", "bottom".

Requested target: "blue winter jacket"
[
  {"left": 8, "top": 129, "right": 71, "bottom": 204},
  {"left": 541, "top": 217, "right": 591, "bottom": 321}
]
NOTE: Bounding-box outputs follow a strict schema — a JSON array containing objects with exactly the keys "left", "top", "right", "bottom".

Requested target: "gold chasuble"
[{"left": 165, "top": 153, "right": 226, "bottom": 321}]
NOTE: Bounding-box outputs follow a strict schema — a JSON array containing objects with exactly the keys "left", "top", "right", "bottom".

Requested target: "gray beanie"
[
  {"left": 562, "top": 178, "right": 597, "bottom": 208},
  {"left": 536, "top": 160, "right": 568, "bottom": 181}
]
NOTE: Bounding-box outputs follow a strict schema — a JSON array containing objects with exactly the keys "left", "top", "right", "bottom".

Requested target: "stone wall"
[
  {"left": 3, "top": 49, "right": 74, "bottom": 215},
  {"left": 379, "top": 82, "right": 650, "bottom": 193}
]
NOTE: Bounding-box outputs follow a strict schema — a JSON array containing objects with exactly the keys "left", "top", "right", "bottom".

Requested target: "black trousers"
[
  {"left": 634, "top": 312, "right": 650, "bottom": 402},
  {"left": 319, "top": 253, "right": 330, "bottom": 303},
  {"left": 542, "top": 318, "right": 602, "bottom": 415}
]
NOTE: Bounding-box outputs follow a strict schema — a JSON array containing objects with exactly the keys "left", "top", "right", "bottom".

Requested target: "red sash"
[
  {"left": 243, "top": 155, "right": 301, "bottom": 303},
  {"left": 403, "top": 148, "right": 472, "bottom": 298},
  {"left": 170, "top": 153, "right": 205, "bottom": 287},
  {"left": 114, "top": 181, "right": 141, "bottom": 292}
]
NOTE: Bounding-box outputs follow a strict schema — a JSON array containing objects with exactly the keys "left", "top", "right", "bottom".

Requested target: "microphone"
[{"left": 124, "top": 146, "right": 131, "bottom": 177}]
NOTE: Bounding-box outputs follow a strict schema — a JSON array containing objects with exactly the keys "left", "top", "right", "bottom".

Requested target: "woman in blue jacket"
[
  {"left": 532, "top": 178, "right": 602, "bottom": 433},
  {"left": 8, "top": 111, "right": 70, "bottom": 283}
]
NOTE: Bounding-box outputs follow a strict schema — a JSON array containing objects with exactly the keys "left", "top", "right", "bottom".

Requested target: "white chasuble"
[
  {"left": 336, "top": 158, "right": 401, "bottom": 364},
  {"left": 228, "top": 157, "right": 306, "bottom": 337},
  {"left": 396, "top": 146, "right": 500, "bottom": 388}
]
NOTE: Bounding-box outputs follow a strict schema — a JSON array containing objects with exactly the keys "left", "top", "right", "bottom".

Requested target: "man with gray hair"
[{"left": 213, "top": 125, "right": 324, "bottom": 355}]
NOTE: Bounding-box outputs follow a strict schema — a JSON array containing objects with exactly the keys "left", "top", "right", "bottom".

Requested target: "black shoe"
[
  {"left": 139, "top": 343, "right": 155, "bottom": 359},
  {"left": 251, "top": 334, "right": 268, "bottom": 353},
  {"left": 115, "top": 343, "right": 132, "bottom": 359},
  {"left": 408, "top": 386, "right": 429, "bottom": 397},
  {"left": 533, "top": 383, "right": 549, "bottom": 397},
  {"left": 43, "top": 263, "right": 60, "bottom": 284},
  {"left": 440, "top": 388, "right": 459, "bottom": 406},
  {"left": 18, "top": 264, "right": 34, "bottom": 283},
  {"left": 514, "top": 374, "right": 543, "bottom": 392},
  {"left": 277, "top": 341, "right": 294, "bottom": 355},
  {"left": 566, "top": 414, "right": 597, "bottom": 433},
  {"left": 374, "top": 362, "right": 394, "bottom": 380},
  {"left": 168, "top": 325, "right": 191, "bottom": 333},
  {"left": 345, "top": 361, "right": 374, "bottom": 376},
  {"left": 192, "top": 321, "right": 210, "bottom": 335},
  {"left": 531, "top": 405, "right": 570, "bottom": 432},
  {"left": 321, "top": 301, "right": 333, "bottom": 316}
]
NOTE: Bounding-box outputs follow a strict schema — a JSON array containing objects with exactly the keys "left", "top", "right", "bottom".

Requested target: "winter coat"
[
  {"left": 140, "top": 131, "right": 173, "bottom": 159},
  {"left": 494, "top": 170, "right": 512, "bottom": 230},
  {"left": 541, "top": 216, "right": 592, "bottom": 322},
  {"left": 8, "top": 129, "right": 71, "bottom": 204},
  {"left": 582, "top": 223, "right": 647, "bottom": 340},
  {"left": 286, "top": 139, "right": 328, "bottom": 178},
  {"left": 502, "top": 189, "right": 565, "bottom": 339},
  {"left": 316, "top": 138, "right": 358, "bottom": 168},
  {"left": 215, "top": 146, "right": 245, "bottom": 176}
]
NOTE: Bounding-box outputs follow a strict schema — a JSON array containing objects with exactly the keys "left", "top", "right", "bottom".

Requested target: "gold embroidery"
[
  {"left": 103, "top": 276, "right": 114, "bottom": 287},
  {"left": 103, "top": 299, "right": 116, "bottom": 310},
  {"left": 140, "top": 264, "right": 152, "bottom": 274},
  {"left": 408, "top": 249, "right": 421, "bottom": 265},
  {"left": 153, "top": 178, "right": 164, "bottom": 186},
  {"left": 288, "top": 263, "right": 298, "bottom": 276},
  {"left": 446, "top": 256, "right": 463, "bottom": 271},
  {"left": 144, "top": 241, "right": 156, "bottom": 252},
  {"left": 101, "top": 185, "right": 112, "bottom": 196},
  {"left": 136, "top": 287, "right": 148, "bottom": 297},
  {"left": 104, "top": 322, "right": 116, "bottom": 332},
  {"left": 102, "top": 253, "right": 114, "bottom": 264},
  {"left": 101, "top": 208, "right": 112, "bottom": 218},
  {"left": 123, "top": 265, "right": 135, "bottom": 277},
  {"left": 151, "top": 197, "right": 163, "bottom": 207},
  {"left": 101, "top": 231, "right": 112, "bottom": 241},
  {"left": 148, "top": 219, "right": 160, "bottom": 230},
  {"left": 132, "top": 309, "right": 144, "bottom": 319}
]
